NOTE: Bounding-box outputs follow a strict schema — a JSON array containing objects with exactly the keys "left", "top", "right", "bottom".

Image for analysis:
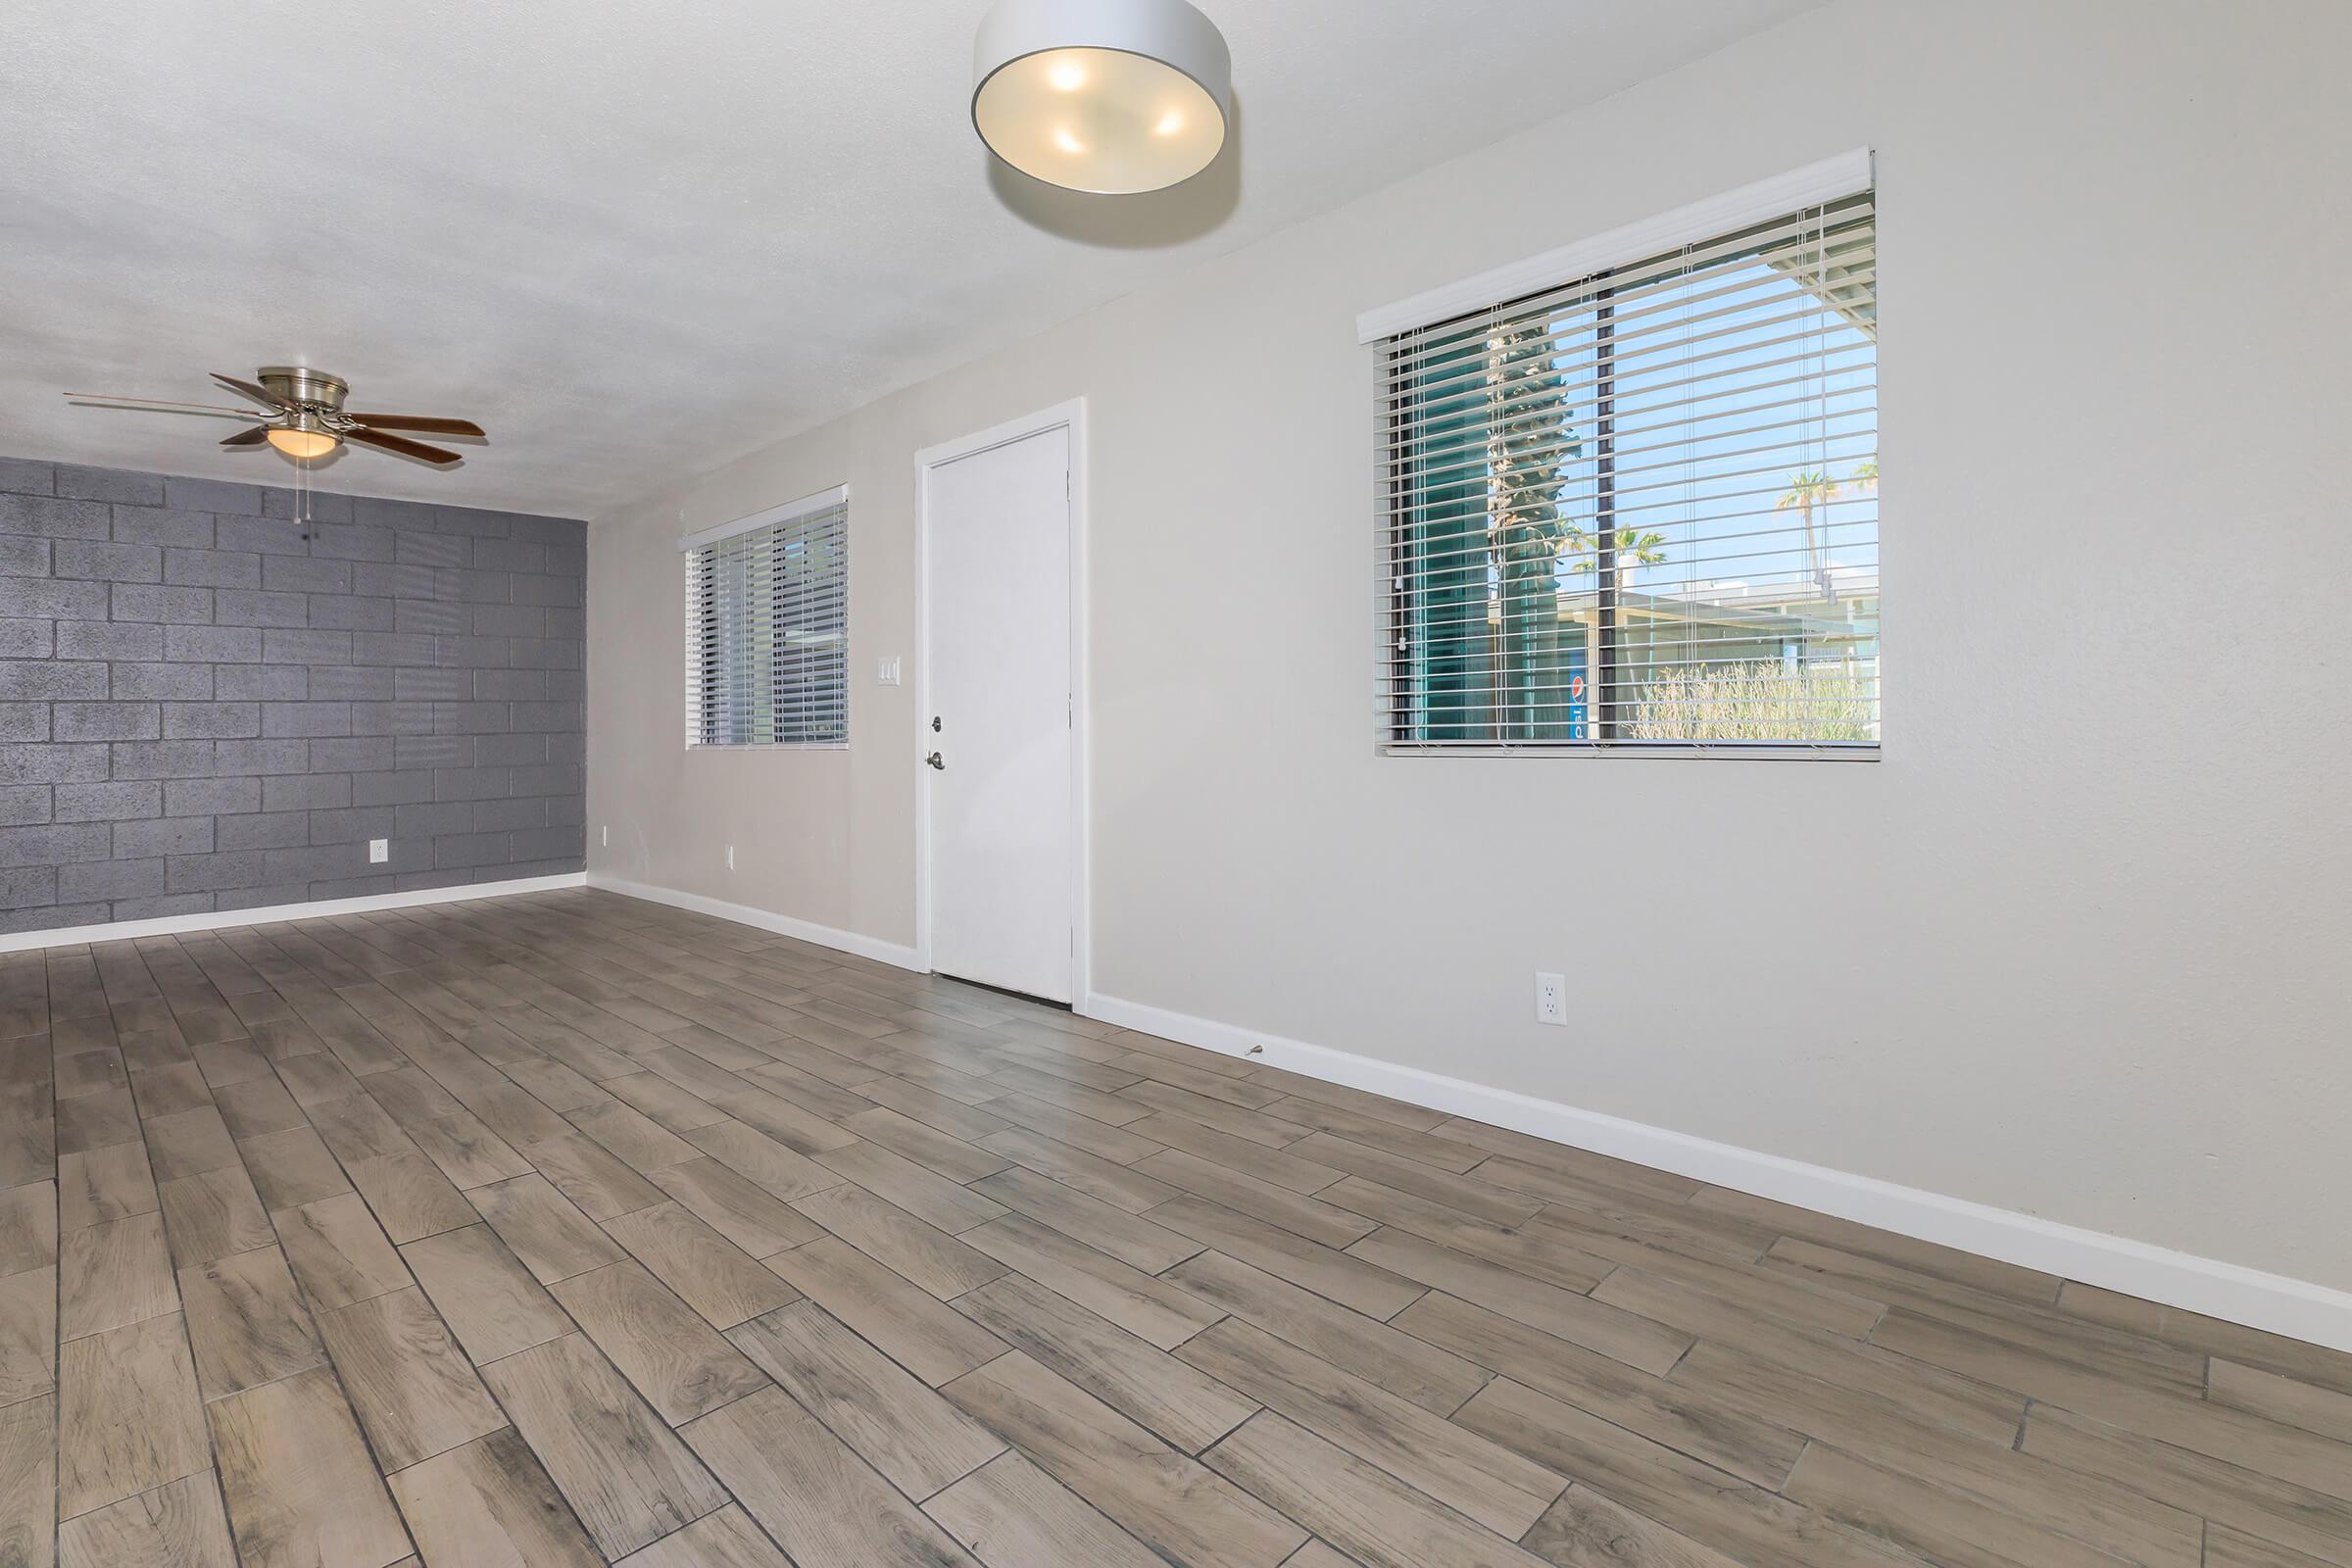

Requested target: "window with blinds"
[
  {"left": 1376, "top": 182, "right": 1878, "bottom": 754},
  {"left": 683, "top": 488, "right": 848, "bottom": 748}
]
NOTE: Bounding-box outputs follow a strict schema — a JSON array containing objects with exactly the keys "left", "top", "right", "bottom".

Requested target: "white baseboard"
[
  {"left": 0, "top": 871, "right": 589, "bottom": 954},
  {"left": 586, "top": 872, "right": 924, "bottom": 972},
  {"left": 1085, "top": 991, "right": 2352, "bottom": 1355}
]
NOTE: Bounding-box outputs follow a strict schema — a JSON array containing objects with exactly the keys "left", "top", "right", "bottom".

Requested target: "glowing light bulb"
[
  {"left": 1153, "top": 109, "right": 1184, "bottom": 136},
  {"left": 1053, "top": 126, "right": 1084, "bottom": 154},
  {"left": 1047, "top": 58, "right": 1085, "bottom": 90}
]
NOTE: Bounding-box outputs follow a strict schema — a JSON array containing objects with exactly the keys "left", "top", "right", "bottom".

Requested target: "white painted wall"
[{"left": 589, "top": 0, "right": 2352, "bottom": 1294}]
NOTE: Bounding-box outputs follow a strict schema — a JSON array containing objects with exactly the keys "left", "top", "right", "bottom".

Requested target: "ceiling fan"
[{"left": 64, "top": 368, "right": 485, "bottom": 466}]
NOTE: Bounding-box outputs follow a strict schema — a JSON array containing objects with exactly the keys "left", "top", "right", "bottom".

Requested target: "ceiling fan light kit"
[{"left": 972, "top": 0, "right": 1231, "bottom": 195}]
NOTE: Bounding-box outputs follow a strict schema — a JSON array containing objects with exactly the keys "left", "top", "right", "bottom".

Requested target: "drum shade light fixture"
[{"left": 972, "top": 0, "right": 1231, "bottom": 195}]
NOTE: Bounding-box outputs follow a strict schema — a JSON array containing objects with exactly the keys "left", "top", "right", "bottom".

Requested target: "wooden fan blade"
[
  {"left": 345, "top": 426, "right": 462, "bottom": 466},
  {"left": 212, "top": 372, "right": 285, "bottom": 412},
  {"left": 341, "top": 414, "right": 484, "bottom": 437},
  {"left": 220, "top": 426, "right": 270, "bottom": 448}
]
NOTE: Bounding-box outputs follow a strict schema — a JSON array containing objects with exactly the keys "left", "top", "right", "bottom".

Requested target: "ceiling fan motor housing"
[{"left": 257, "top": 366, "right": 349, "bottom": 416}]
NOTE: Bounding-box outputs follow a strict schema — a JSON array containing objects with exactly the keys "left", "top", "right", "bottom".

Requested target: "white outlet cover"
[
  {"left": 1534, "top": 971, "right": 1567, "bottom": 1026},
  {"left": 368, "top": 838, "right": 389, "bottom": 864}
]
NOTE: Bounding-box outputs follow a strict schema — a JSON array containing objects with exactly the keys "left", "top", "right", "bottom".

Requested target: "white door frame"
[{"left": 912, "top": 397, "right": 1090, "bottom": 1009}]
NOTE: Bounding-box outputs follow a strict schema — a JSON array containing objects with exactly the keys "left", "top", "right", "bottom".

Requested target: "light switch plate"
[{"left": 877, "top": 656, "right": 903, "bottom": 686}]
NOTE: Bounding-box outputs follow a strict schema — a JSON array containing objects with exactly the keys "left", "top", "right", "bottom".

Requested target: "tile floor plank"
[
  {"left": 955, "top": 1268, "right": 1260, "bottom": 1453},
  {"left": 1175, "top": 1317, "right": 1565, "bottom": 1538},
  {"left": 476, "top": 1332, "right": 730, "bottom": 1560},
  {"left": 1200, "top": 1410, "right": 1549, "bottom": 1568},
  {"left": 178, "top": 1246, "right": 328, "bottom": 1400},
  {"left": 978, "top": 1126, "right": 1181, "bottom": 1214},
  {"left": 727, "top": 1299, "right": 1006, "bottom": 1497},
  {"left": 961, "top": 1212, "right": 1224, "bottom": 1350},
  {"left": 1521, "top": 1484, "right": 1747, "bottom": 1568},
  {"left": 274, "top": 1189, "right": 414, "bottom": 1310},
  {"left": 1452, "top": 1378, "right": 1914, "bottom": 1568},
  {"left": 1134, "top": 1148, "right": 1377, "bottom": 1250},
  {"left": 1394, "top": 1291, "right": 1806, "bottom": 1489},
  {"left": 156, "top": 1163, "right": 272, "bottom": 1268},
  {"left": 766, "top": 1234, "right": 1008, "bottom": 1386},
  {"left": 811, "top": 1138, "right": 1005, "bottom": 1233},
  {"left": 400, "top": 1222, "right": 575, "bottom": 1364},
  {"left": 650, "top": 1155, "right": 825, "bottom": 1258},
  {"left": 612, "top": 1504, "right": 790, "bottom": 1567},
  {"left": 683, "top": 1118, "right": 842, "bottom": 1204},
  {"left": 924, "top": 1449, "right": 1169, "bottom": 1568},
  {"left": 1783, "top": 1443, "right": 2137, "bottom": 1568},
  {"left": 1164, "top": 1250, "right": 1489, "bottom": 1418},
  {"left": 0, "top": 1180, "right": 56, "bottom": 1275},
  {"left": 57, "top": 1313, "right": 210, "bottom": 1521},
  {"left": 342, "top": 1149, "right": 479, "bottom": 1245},
  {"left": 59, "top": 1210, "right": 175, "bottom": 1340},
  {"left": 1151, "top": 1195, "right": 1425, "bottom": 1320},
  {"left": 790, "top": 1181, "right": 1007, "bottom": 1298},
  {"left": 470, "top": 1171, "right": 626, "bottom": 1286},
  {"left": 547, "top": 1257, "right": 770, "bottom": 1425},
  {"left": 969, "top": 1164, "right": 1203, "bottom": 1273},
  {"left": 0, "top": 1394, "right": 53, "bottom": 1568},
  {"left": 681, "top": 1384, "right": 986, "bottom": 1567},
  {"left": 941, "top": 1350, "right": 1306, "bottom": 1568},
  {"left": 387, "top": 1425, "right": 605, "bottom": 1568},
  {"left": 57, "top": 1468, "right": 238, "bottom": 1568},
  {"left": 207, "top": 1364, "right": 414, "bottom": 1568},
  {"left": 602, "top": 1200, "right": 800, "bottom": 1329},
  {"left": 317, "top": 1286, "right": 507, "bottom": 1470},
  {"left": 57, "top": 1142, "right": 157, "bottom": 1231}
]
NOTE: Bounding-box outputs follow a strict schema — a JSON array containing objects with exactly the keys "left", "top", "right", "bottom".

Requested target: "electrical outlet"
[
  {"left": 726, "top": 844, "right": 734, "bottom": 871},
  {"left": 1534, "top": 971, "right": 1566, "bottom": 1026},
  {"left": 368, "top": 838, "right": 388, "bottom": 864}
]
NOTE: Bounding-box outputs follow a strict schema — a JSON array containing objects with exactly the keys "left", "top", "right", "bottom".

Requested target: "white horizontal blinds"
[
  {"left": 1379, "top": 190, "right": 1879, "bottom": 750},
  {"left": 683, "top": 496, "right": 849, "bottom": 747}
]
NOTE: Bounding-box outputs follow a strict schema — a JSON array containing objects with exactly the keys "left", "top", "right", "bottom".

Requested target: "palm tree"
[
  {"left": 1777, "top": 469, "right": 1842, "bottom": 599},
  {"left": 1482, "top": 321, "right": 1578, "bottom": 740},
  {"left": 1564, "top": 526, "right": 1670, "bottom": 594},
  {"left": 1850, "top": 457, "right": 1878, "bottom": 493}
]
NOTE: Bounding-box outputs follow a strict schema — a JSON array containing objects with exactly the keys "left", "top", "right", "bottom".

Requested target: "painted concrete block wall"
[{"left": 0, "top": 456, "right": 584, "bottom": 932}]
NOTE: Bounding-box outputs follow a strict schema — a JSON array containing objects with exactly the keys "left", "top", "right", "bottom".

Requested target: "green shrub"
[{"left": 1626, "top": 662, "right": 1877, "bottom": 742}]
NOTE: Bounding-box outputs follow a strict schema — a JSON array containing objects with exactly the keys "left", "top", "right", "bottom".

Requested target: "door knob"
[{"left": 924, "top": 752, "right": 946, "bottom": 770}]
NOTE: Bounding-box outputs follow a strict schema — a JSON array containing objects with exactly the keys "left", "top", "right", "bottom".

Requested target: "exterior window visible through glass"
[
  {"left": 684, "top": 495, "right": 848, "bottom": 747},
  {"left": 1380, "top": 191, "right": 1878, "bottom": 751}
]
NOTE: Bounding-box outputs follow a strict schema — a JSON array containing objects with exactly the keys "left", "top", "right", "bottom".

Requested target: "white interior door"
[{"left": 924, "top": 424, "right": 1074, "bottom": 1003}]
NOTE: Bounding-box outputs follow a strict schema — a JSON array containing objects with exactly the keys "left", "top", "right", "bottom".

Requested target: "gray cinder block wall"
[{"left": 0, "top": 454, "right": 585, "bottom": 934}]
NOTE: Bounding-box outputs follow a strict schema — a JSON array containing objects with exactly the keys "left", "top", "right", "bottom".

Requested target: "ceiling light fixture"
[
  {"left": 265, "top": 418, "right": 340, "bottom": 461},
  {"left": 972, "top": 0, "right": 1231, "bottom": 195}
]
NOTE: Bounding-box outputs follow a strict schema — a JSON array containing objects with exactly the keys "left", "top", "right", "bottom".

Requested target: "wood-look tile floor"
[{"left": 1, "top": 888, "right": 2347, "bottom": 1568}]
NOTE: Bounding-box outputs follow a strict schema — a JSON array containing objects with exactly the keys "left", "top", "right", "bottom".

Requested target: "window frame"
[
  {"left": 1364, "top": 153, "right": 1880, "bottom": 761},
  {"left": 679, "top": 484, "right": 850, "bottom": 752}
]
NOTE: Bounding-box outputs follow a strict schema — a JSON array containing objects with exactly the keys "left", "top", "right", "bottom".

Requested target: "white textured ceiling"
[{"left": 0, "top": 0, "right": 1819, "bottom": 514}]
